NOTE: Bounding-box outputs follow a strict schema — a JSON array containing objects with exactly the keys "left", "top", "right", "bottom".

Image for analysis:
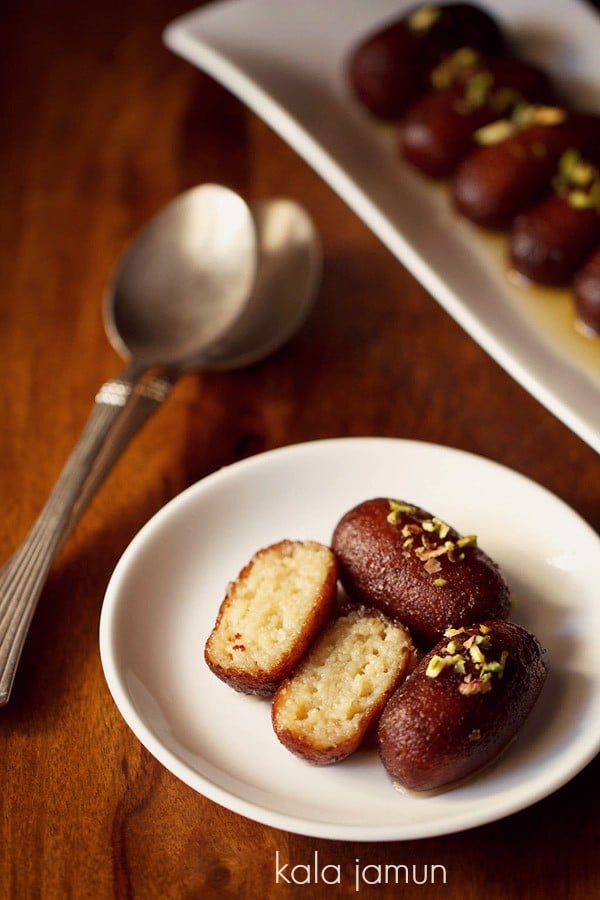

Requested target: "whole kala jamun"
[
  {"left": 377, "top": 620, "right": 547, "bottom": 791},
  {"left": 331, "top": 498, "right": 510, "bottom": 648}
]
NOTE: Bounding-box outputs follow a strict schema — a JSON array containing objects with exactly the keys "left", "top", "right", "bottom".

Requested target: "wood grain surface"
[{"left": 1, "top": 1, "right": 599, "bottom": 897}]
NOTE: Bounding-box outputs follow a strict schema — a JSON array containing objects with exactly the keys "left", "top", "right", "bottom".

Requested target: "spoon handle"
[
  {"left": 69, "top": 373, "right": 177, "bottom": 531},
  {"left": 0, "top": 370, "right": 173, "bottom": 707}
]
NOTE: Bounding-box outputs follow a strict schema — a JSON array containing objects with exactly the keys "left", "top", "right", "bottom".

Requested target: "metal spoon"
[
  {"left": 72, "top": 195, "right": 321, "bottom": 519},
  {"left": 0, "top": 186, "right": 321, "bottom": 706}
]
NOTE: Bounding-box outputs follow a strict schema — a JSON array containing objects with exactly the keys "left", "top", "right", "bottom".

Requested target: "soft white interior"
[{"left": 207, "top": 541, "right": 332, "bottom": 673}]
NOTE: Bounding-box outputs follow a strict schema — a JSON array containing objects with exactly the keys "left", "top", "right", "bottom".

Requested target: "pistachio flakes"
[
  {"left": 386, "top": 500, "right": 479, "bottom": 586},
  {"left": 426, "top": 625, "right": 509, "bottom": 695}
]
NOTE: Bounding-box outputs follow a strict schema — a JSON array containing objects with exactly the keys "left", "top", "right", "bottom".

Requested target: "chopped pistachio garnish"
[
  {"left": 587, "top": 180, "right": 600, "bottom": 209},
  {"left": 572, "top": 163, "right": 596, "bottom": 186},
  {"left": 425, "top": 655, "right": 448, "bottom": 678},
  {"left": 433, "top": 517, "right": 450, "bottom": 539},
  {"left": 512, "top": 103, "right": 566, "bottom": 128},
  {"left": 487, "top": 649, "right": 509, "bottom": 678},
  {"left": 387, "top": 499, "right": 417, "bottom": 524},
  {"left": 394, "top": 508, "right": 478, "bottom": 573},
  {"left": 408, "top": 5, "right": 441, "bottom": 32},
  {"left": 415, "top": 544, "right": 448, "bottom": 561},
  {"left": 562, "top": 178, "right": 600, "bottom": 210},
  {"left": 475, "top": 118, "right": 516, "bottom": 145},
  {"left": 459, "top": 677, "right": 492, "bottom": 695},
  {"left": 568, "top": 190, "right": 591, "bottom": 208},
  {"left": 428, "top": 627, "right": 509, "bottom": 694},
  {"left": 430, "top": 46, "right": 480, "bottom": 90},
  {"left": 559, "top": 147, "right": 581, "bottom": 180},
  {"left": 489, "top": 86, "right": 522, "bottom": 114},
  {"left": 510, "top": 101, "right": 531, "bottom": 127},
  {"left": 426, "top": 653, "right": 466, "bottom": 678},
  {"left": 558, "top": 148, "right": 596, "bottom": 186},
  {"left": 454, "top": 656, "right": 467, "bottom": 676},
  {"left": 529, "top": 105, "right": 567, "bottom": 126},
  {"left": 476, "top": 103, "right": 567, "bottom": 146},
  {"left": 452, "top": 46, "right": 480, "bottom": 67},
  {"left": 456, "top": 534, "right": 478, "bottom": 548},
  {"left": 407, "top": 523, "right": 422, "bottom": 535},
  {"left": 464, "top": 71, "right": 494, "bottom": 109},
  {"left": 432, "top": 577, "right": 448, "bottom": 587},
  {"left": 444, "top": 626, "right": 466, "bottom": 637},
  {"left": 424, "top": 557, "right": 442, "bottom": 574},
  {"left": 422, "top": 516, "right": 451, "bottom": 538},
  {"left": 468, "top": 642, "right": 486, "bottom": 665},
  {"left": 482, "top": 660, "right": 502, "bottom": 674}
]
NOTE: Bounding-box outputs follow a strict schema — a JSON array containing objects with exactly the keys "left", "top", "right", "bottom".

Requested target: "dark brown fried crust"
[
  {"left": 452, "top": 113, "right": 600, "bottom": 229},
  {"left": 204, "top": 540, "right": 338, "bottom": 696},
  {"left": 347, "top": 20, "right": 423, "bottom": 120},
  {"left": 331, "top": 498, "right": 510, "bottom": 649},
  {"left": 574, "top": 247, "right": 600, "bottom": 334},
  {"left": 377, "top": 620, "right": 547, "bottom": 791},
  {"left": 509, "top": 192, "right": 600, "bottom": 286}
]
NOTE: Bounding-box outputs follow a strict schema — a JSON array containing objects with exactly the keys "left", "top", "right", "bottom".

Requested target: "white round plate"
[{"left": 99, "top": 437, "right": 600, "bottom": 840}]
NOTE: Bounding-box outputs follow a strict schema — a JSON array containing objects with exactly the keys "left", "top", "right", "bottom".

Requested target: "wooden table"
[{"left": 1, "top": 1, "right": 598, "bottom": 897}]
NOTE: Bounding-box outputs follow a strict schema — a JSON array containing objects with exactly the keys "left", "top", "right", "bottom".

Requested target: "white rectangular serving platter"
[{"left": 165, "top": 0, "right": 600, "bottom": 453}]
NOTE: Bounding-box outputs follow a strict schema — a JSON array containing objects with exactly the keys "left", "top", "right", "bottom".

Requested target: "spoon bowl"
[
  {"left": 104, "top": 183, "right": 259, "bottom": 368},
  {"left": 203, "top": 197, "right": 321, "bottom": 369}
]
